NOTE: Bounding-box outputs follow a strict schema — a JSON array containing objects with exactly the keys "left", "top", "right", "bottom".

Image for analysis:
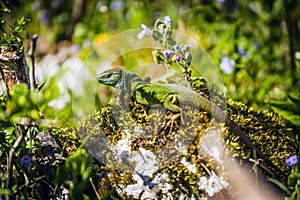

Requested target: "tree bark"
[{"left": 0, "top": 46, "right": 30, "bottom": 92}]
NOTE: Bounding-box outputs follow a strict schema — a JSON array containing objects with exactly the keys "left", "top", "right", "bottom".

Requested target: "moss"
[
  {"left": 225, "top": 99, "right": 297, "bottom": 180},
  {"left": 192, "top": 77, "right": 297, "bottom": 181},
  {"left": 51, "top": 127, "right": 81, "bottom": 156},
  {"left": 76, "top": 76, "right": 296, "bottom": 198}
]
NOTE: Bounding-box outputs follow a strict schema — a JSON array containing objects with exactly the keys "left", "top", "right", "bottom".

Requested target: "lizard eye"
[
  {"left": 103, "top": 73, "right": 115, "bottom": 80},
  {"left": 104, "top": 74, "right": 111, "bottom": 79}
]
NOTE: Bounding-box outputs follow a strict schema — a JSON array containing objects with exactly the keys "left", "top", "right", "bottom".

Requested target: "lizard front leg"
[
  {"left": 163, "top": 94, "right": 181, "bottom": 113},
  {"left": 163, "top": 94, "right": 184, "bottom": 130}
]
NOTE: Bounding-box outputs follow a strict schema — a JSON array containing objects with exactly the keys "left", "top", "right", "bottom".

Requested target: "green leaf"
[
  {"left": 152, "top": 29, "right": 163, "bottom": 41},
  {"left": 288, "top": 172, "right": 300, "bottom": 188},
  {"left": 267, "top": 177, "right": 292, "bottom": 195},
  {"left": 37, "top": 80, "right": 48, "bottom": 91},
  {"left": 8, "top": 84, "right": 32, "bottom": 115},
  {"left": 269, "top": 94, "right": 300, "bottom": 126},
  {"left": 40, "top": 79, "right": 60, "bottom": 103},
  {"left": 288, "top": 94, "right": 300, "bottom": 107},
  {"left": 0, "top": 188, "right": 11, "bottom": 195},
  {"left": 54, "top": 148, "right": 91, "bottom": 199},
  {"left": 154, "top": 19, "right": 165, "bottom": 29},
  {"left": 54, "top": 166, "right": 68, "bottom": 186}
]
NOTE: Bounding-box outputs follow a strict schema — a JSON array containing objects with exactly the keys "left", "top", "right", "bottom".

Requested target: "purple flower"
[
  {"left": 164, "top": 16, "right": 173, "bottom": 26},
  {"left": 220, "top": 56, "right": 235, "bottom": 74},
  {"left": 110, "top": 0, "right": 124, "bottom": 11},
  {"left": 238, "top": 48, "right": 248, "bottom": 57},
  {"left": 163, "top": 50, "right": 176, "bottom": 59},
  {"left": 39, "top": 10, "right": 49, "bottom": 24},
  {"left": 51, "top": 0, "right": 62, "bottom": 9},
  {"left": 21, "top": 155, "right": 32, "bottom": 168},
  {"left": 71, "top": 44, "right": 81, "bottom": 53},
  {"left": 286, "top": 155, "right": 298, "bottom": 167},
  {"left": 137, "top": 24, "right": 152, "bottom": 39},
  {"left": 253, "top": 40, "right": 261, "bottom": 50},
  {"left": 217, "top": 0, "right": 226, "bottom": 5},
  {"left": 32, "top": 0, "right": 41, "bottom": 11},
  {"left": 174, "top": 55, "right": 181, "bottom": 62}
]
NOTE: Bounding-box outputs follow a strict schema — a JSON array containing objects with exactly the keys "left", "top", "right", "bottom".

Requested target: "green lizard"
[{"left": 96, "top": 68, "right": 284, "bottom": 177}]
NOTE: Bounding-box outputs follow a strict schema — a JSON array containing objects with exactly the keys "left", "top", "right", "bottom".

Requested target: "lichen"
[{"left": 75, "top": 76, "right": 296, "bottom": 198}]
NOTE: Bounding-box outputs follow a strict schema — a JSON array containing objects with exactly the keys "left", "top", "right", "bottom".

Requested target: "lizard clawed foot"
[{"left": 164, "top": 113, "right": 185, "bottom": 134}]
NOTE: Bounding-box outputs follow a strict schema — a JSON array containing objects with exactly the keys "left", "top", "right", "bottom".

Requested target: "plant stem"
[
  {"left": 28, "top": 34, "right": 38, "bottom": 91},
  {"left": 6, "top": 125, "right": 30, "bottom": 200}
]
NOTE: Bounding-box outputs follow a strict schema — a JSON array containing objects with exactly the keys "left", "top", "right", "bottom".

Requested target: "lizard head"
[{"left": 96, "top": 68, "right": 124, "bottom": 89}]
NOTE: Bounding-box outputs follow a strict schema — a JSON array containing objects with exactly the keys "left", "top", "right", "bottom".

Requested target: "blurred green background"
[
  {"left": 6, "top": 0, "right": 300, "bottom": 106},
  {"left": 1, "top": 1, "right": 299, "bottom": 198}
]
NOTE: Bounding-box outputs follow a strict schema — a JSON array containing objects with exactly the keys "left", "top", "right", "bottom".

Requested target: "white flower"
[
  {"left": 164, "top": 16, "right": 173, "bottom": 26},
  {"left": 220, "top": 56, "right": 235, "bottom": 74},
  {"left": 295, "top": 51, "right": 300, "bottom": 59},
  {"left": 122, "top": 172, "right": 171, "bottom": 199},
  {"left": 137, "top": 24, "right": 152, "bottom": 39},
  {"left": 198, "top": 171, "right": 229, "bottom": 197},
  {"left": 180, "top": 158, "right": 197, "bottom": 173},
  {"left": 113, "top": 136, "right": 131, "bottom": 158},
  {"left": 119, "top": 148, "right": 160, "bottom": 199},
  {"left": 198, "top": 176, "right": 208, "bottom": 190},
  {"left": 152, "top": 172, "right": 172, "bottom": 194},
  {"left": 174, "top": 141, "right": 187, "bottom": 154},
  {"left": 121, "top": 173, "right": 149, "bottom": 199}
]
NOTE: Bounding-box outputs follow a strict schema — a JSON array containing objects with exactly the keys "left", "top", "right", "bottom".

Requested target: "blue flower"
[
  {"left": 32, "top": 1, "right": 41, "bottom": 11},
  {"left": 163, "top": 50, "right": 176, "bottom": 59},
  {"left": 71, "top": 44, "right": 81, "bottom": 53},
  {"left": 21, "top": 155, "right": 32, "bottom": 168},
  {"left": 39, "top": 10, "right": 49, "bottom": 24},
  {"left": 217, "top": 0, "right": 226, "bottom": 5},
  {"left": 238, "top": 48, "right": 248, "bottom": 57},
  {"left": 253, "top": 40, "right": 261, "bottom": 50},
  {"left": 51, "top": 0, "right": 62, "bottom": 9},
  {"left": 110, "top": 0, "right": 124, "bottom": 11},
  {"left": 164, "top": 16, "right": 173, "bottom": 26},
  {"left": 137, "top": 24, "right": 152, "bottom": 39},
  {"left": 220, "top": 56, "right": 235, "bottom": 74},
  {"left": 174, "top": 55, "right": 181, "bottom": 62},
  {"left": 286, "top": 155, "right": 298, "bottom": 167}
]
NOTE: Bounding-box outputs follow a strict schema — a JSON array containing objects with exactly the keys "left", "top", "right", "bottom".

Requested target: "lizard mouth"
[{"left": 96, "top": 68, "right": 123, "bottom": 87}]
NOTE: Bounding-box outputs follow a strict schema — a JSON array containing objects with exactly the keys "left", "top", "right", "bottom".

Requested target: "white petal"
[
  {"left": 141, "top": 24, "right": 147, "bottom": 29},
  {"left": 137, "top": 30, "right": 146, "bottom": 39}
]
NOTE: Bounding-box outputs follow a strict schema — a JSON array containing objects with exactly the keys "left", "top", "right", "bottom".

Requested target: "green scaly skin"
[{"left": 96, "top": 68, "right": 285, "bottom": 178}]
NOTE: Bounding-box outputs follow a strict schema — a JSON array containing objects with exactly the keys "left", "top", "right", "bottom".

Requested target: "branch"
[
  {"left": 90, "top": 178, "right": 100, "bottom": 199},
  {"left": 27, "top": 34, "right": 38, "bottom": 91},
  {"left": 6, "top": 124, "right": 31, "bottom": 200},
  {"left": 13, "top": 175, "right": 47, "bottom": 196}
]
